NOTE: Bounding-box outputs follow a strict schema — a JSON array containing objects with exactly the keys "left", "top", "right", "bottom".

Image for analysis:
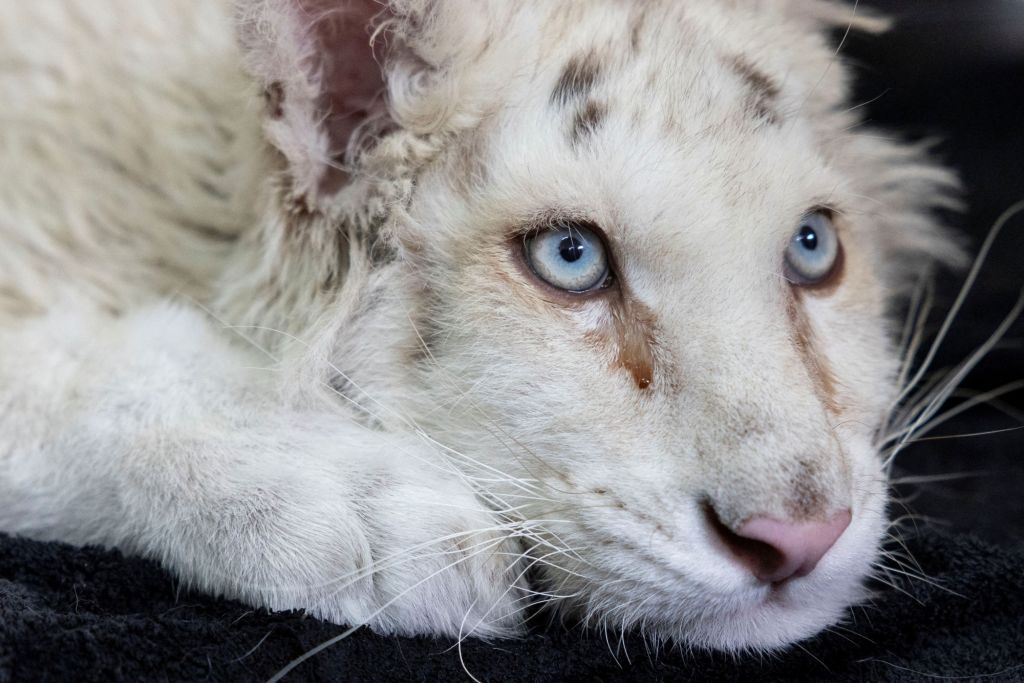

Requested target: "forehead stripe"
[
  {"left": 570, "top": 100, "right": 606, "bottom": 146},
  {"left": 551, "top": 52, "right": 602, "bottom": 106},
  {"left": 727, "top": 55, "right": 782, "bottom": 124}
]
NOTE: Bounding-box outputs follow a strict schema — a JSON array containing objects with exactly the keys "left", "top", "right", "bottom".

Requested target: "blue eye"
[
  {"left": 525, "top": 223, "right": 610, "bottom": 293},
  {"left": 785, "top": 211, "right": 840, "bottom": 285}
]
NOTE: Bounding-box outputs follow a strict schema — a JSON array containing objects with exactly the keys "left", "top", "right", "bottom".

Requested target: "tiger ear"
[
  {"left": 804, "top": 0, "right": 892, "bottom": 34},
  {"left": 237, "top": 0, "right": 394, "bottom": 203}
]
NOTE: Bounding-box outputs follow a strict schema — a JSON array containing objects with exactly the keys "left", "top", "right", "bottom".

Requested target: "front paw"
[
  {"left": 358, "top": 476, "right": 528, "bottom": 639},
  {"left": 176, "top": 463, "right": 527, "bottom": 639}
]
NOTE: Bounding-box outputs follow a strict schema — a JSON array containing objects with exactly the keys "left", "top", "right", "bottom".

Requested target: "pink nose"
[{"left": 708, "top": 507, "right": 852, "bottom": 584}]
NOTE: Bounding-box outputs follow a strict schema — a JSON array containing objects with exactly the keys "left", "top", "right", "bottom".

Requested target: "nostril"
[
  {"left": 737, "top": 510, "right": 851, "bottom": 583},
  {"left": 704, "top": 504, "right": 852, "bottom": 584},
  {"left": 703, "top": 504, "right": 787, "bottom": 581}
]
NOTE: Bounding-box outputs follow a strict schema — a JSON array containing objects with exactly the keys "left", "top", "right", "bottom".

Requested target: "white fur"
[{"left": 0, "top": 0, "right": 962, "bottom": 651}]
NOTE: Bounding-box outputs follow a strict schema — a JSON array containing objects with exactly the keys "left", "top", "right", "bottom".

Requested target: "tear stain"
[
  {"left": 787, "top": 296, "right": 841, "bottom": 414},
  {"left": 611, "top": 294, "right": 656, "bottom": 390}
]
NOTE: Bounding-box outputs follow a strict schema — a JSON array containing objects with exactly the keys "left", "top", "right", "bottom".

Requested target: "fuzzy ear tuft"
[
  {"left": 807, "top": 0, "right": 892, "bottom": 35},
  {"left": 237, "top": 0, "right": 394, "bottom": 202},
  {"left": 775, "top": 0, "right": 892, "bottom": 37}
]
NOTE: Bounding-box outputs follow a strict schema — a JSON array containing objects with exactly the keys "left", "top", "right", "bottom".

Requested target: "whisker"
[
  {"left": 900, "top": 425, "right": 1024, "bottom": 445},
  {"left": 267, "top": 535, "right": 514, "bottom": 683},
  {"left": 875, "top": 562, "right": 963, "bottom": 598},
  {"left": 404, "top": 313, "right": 588, "bottom": 497},
  {"left": 889, "top": 200, "right": 1024, "bottom": 411},
  {"left": 884, "top": 378, "right": 1024, "bottom": 468},
  {"left": 867, "top": 569, "right": 925, "bottom": 605}
]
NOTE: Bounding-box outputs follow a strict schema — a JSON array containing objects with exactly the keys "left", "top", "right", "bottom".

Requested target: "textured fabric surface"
[{"left": 2, "top": 526, "right": 1022, "bottom": 682}]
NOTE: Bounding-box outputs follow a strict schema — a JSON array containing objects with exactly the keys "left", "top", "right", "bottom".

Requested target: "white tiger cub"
[{"left": 0, "top": 0, "right": 962, "bottom": 651}]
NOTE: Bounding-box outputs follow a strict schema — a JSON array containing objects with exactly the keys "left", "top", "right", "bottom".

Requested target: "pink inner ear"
[{"left": 297, "top": 0, "right": 391, "bottom": 193}]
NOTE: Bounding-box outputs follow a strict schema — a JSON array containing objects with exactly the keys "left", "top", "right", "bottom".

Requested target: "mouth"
[
  {"left": 536, "top": 507, "right": 883, "bottom": 652},
  {"left": 514, "top": 451, "right": 889, "bottom": 652},
  {"left": 529, "top": 538, "right": 869, "bottom": 653}
]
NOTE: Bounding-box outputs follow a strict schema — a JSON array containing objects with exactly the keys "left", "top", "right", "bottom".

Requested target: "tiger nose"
[{"left": 708, "top": 507, "right": 852, "bottom": 583}]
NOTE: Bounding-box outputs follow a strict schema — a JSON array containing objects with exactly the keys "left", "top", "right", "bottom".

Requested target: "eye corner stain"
[{"left": 617, "top": 355, "right": 654, "bottom": 391}]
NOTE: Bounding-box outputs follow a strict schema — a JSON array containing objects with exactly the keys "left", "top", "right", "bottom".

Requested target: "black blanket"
[{"left": 2, "top": 527, "right": 1022, "bottom": 682}]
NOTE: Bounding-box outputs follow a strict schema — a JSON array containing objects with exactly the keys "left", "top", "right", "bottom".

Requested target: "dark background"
[{"left": 844, "top": 0, "right": 1024, "bottom": 543}]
